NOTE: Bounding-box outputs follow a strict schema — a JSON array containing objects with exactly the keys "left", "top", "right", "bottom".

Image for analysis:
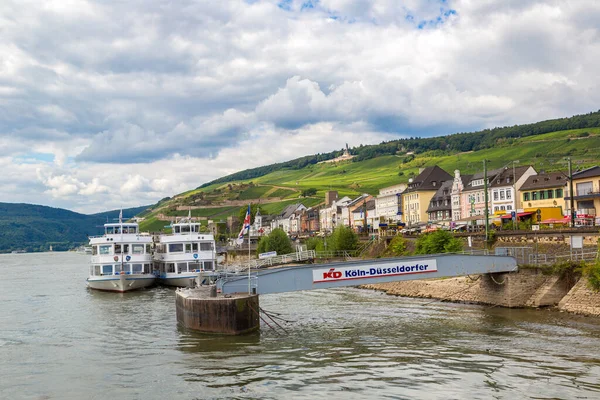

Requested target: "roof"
[
  {"left": 489, "top": 166, "right": 533, "bottom": 188},
  {"left": 278, "top": 203, "right": 304, "bottom": 219},
  {"left": 520, "top": 172, "right": 567, "bottom": 191},
  {"left": 572, "top": 166, "right": 600, "bottom": 180},
  {"left": 404, "top": 166, "right": 452, "bottom": 193},
  {"left": 426, "top": 180, "right": 453, "bottom": 213},
  {"left": 347, "top": 194, "right": 370, "bottom": 207}
]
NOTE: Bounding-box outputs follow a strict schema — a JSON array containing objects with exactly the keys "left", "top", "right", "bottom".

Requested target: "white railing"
[{"left": 229, "top": 250, "right": 317, "bottom": 271}]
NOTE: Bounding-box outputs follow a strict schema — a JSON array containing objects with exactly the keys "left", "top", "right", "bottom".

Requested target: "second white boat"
[{"left": 153, "top": 216, "right": 217, "bottom": 287}]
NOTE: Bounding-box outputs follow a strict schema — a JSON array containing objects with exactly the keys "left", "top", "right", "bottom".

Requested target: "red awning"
[{"left": 500, "top": 211, "right": 534, "bottom": 219}]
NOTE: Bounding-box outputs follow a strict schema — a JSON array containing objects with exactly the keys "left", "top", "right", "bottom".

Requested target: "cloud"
[{"left": 2, "top": 0, "right": 600, "bottom": 212}]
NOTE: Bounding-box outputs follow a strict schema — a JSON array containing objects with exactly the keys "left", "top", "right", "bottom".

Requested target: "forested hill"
[
  {"left": 0, "top": 203, "right": 150, "bottom": 253},
  {"left": 198, "top": 110, "right": 600, "bottom": 188}
]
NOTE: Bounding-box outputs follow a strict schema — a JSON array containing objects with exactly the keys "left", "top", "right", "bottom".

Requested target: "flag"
[{"left": 236, "top": 205, "right": 252, "bottom": 245}]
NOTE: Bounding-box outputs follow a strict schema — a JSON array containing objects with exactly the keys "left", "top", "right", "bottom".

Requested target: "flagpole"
[{"left": 248, "top": 204, "right": 251, "bottom": 294}]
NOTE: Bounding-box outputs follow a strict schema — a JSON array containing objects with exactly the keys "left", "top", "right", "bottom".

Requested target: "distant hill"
[
  {"left": 0, "top": 203, "right": 150, "bottom": 253},
  {"left": 92, "top": 205, "right": 151, "bottom": 221},
  {"left": 198, "top": 110, "right": 600, "bottom": 189},
  {"left": 138, "top": 110, "right": 600, "bottom": 233}
]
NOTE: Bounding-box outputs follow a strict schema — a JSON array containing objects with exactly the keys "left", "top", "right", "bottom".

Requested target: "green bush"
[
  {"left": 385, "top": 235, "right": 409, "bottom": 256},
  {"left": 415, "top": 230, "right": 463, "bottom": 255},
  {"left": 329, "top": 225, "right": 359, "bottom": 251},
  {"left": 256, "top": 228, "right": 293, "bottom": 256},
  {"left": 305, "top": 237, "right": 325, "bottom": 252},
  {"left": 582, "top": 261, "right": 600, "bottom": 291}
]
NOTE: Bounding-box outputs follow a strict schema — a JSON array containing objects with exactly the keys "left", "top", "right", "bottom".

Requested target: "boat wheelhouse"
[
  {"left": 87, "top": 218, "right": 155, "bottom": 292},
  {"left": 154, "top": 218, "right": 217, "bottom": 287}
]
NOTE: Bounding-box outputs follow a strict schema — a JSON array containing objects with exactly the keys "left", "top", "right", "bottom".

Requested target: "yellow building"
[
  {"left": 519, "top": 172, "right": 567, "bottom": 213},
  {"left": 402, "top": 166, "right": 452, "bottom": 227},
  {"left": 566, "top": 166, "right": 600, "bottom": 222}
]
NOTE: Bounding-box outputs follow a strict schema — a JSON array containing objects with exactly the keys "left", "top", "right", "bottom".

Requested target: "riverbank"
[{"left": 363, "top": 269, "right": 600, "bottom": 317}]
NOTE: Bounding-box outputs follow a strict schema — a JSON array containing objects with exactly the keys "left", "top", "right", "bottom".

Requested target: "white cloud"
[{"left": 1, "top": 0, "right": 600, "bottom": 212}]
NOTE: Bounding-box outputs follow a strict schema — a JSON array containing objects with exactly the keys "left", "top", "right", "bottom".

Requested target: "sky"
[{"left": 1, "top": 0, "right": 599, "bottom": 214}]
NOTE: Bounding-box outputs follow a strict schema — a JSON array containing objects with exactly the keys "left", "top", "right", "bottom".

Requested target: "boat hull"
[
  {"left": 158, "top": 274, "right": 198, "bottom": 288},
  {"left": 86, "top": 274, "right": 156, "bottom": 292}
]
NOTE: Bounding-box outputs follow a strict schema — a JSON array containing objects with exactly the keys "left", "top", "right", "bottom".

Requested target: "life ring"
[
  {"left": 114, "top": 256, "right": 119, "bottom": 262},
  {"left": 120, "top": 271, "right": 125, "bottom": 275}
]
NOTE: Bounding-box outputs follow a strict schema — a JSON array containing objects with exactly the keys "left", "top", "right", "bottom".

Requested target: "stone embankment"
[{"left": 363, "top": 269, "right": 600, "bottom": 317}]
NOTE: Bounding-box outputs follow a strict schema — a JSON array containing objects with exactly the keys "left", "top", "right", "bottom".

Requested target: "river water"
[{"left": 1, "top": 252, "right": 599, "bottom": 400}]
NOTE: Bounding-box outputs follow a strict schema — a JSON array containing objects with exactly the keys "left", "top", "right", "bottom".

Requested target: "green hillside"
[
  {"left": 0, "top": 204, "right": 150, "bottom": 253},
  {"left": 138, "top": 115, "right": 600, "bottom": 233}
]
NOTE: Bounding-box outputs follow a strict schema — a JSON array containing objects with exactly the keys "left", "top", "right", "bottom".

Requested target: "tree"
[
  {"left": 301, "top": 188, "right": 317, "bottom": 197},
  {"left": 305, "top": 236, "right": 325, "bottom": 252},
  {"left": 415, "top": 230, "right": 463, "bottom": 255},
  {"left": 257, "top": 228, "right": 293, "bottom": 255},
  {"left": 329, "top": 225, "right": 359, "bottom": 251},
  {"left": 385, "top": 235, "right": 409, "bottom": 256}
]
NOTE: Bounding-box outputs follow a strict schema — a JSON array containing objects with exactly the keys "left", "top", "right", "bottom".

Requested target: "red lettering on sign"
[{"left": 322, "top": 268, "right": 342, "bottom": 279}]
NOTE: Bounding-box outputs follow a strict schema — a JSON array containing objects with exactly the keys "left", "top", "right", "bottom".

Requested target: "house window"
[
  {"left": 506, "top": 189, "right": 512, "bottom": 200},
  {"left": 507, "top": 205, "right": 512, "bottom": 211},
  {"left": 547, "top": 190, "right": 553, "bottom": 199},
  {"left": 576, "top": 181, "right": 593, "bottom": 196},
  {"left": 540, "top": 190, "right": 546, "bottom": 200},
  {"left": 523, "top": 192, "right": 530, "bottom": 201},
  {"left": 556, "top": 188, "right": 563, "bottom": 198},
  {"left": 499, "top": 190, "right": 505, "bottom": 200},
  {"left": 532, "top": 192, "right": 538, "bottom": 200},
  {"left": 493, "top": 191, "right": 498, "bottom": 201}
]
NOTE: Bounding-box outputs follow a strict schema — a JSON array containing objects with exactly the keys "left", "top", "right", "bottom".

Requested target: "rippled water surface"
[{"left": 1, "top": 252, "right": 600, "bottom": 399}]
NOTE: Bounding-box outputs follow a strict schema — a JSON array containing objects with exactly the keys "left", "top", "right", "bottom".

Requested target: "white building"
[
  {"left": 270, "top": 203, "right": 307, "bottom": 234},
  {"left": 490, "top": 166, "right": 537, "bottom": 214},
  {"left": 374, "top": 183, "right": 406, "bottom": 229}
]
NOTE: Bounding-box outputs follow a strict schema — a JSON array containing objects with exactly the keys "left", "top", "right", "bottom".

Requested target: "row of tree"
[{"left": 198, "top": 110, "right": 600, "bottom": 189}]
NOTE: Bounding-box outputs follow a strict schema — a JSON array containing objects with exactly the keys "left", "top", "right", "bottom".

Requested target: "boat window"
[
  {"left": 102, "top": 265, "right": 113, "bottom": 275},
  {"left": 200, "top": 243, "right": 213, "bottom": 251},
  {"left": 123, "top": 244, "right": 129, "bottom": 254},
  {"left": 181, "top": 225, "right": 190, "bottom": 233},
  {"left": 116, "top": 264, "right": 130, "bottom": 274},
  {"left": 132, "top": 244, "right": 144, "bottom": 254},
  {"left": 174, "top": 226, "right": 180, "bottom": 233},
  {"left": 115, "top": 244, "right": 122, "bottom": 254},
  {"left": 106, "top": 227, "right": 114, "bottom": 234},
  {"left": 132, "top": 264, "right": 143, "bottom": 273},
  {"left": 143, "top": 264, "right": 150, "bottom": 274},
  {"left": 94, "top": 265, "right": 101, "bottom": 275},
  {"left": 192, "top": 243, "right": 198, "bottom": 252},
  {"left": 177, "top": 262, "right": 188, "bottom": 273},
  {"left": 193, "top": 225, "right": 199, "bottom": 232},
  {"left": 185, "top": 244, "right": 192, "bottom": 253},
  {"left": 99, "top": 245, "right": 111, "bottom": 255},
  {"left": 92, "top": 246, "right": 98, "bottom": 255},
  {"left": 167, "top": 263, "right": 175, "bottom": 273},
  {"left": 204, "top": 261, "right": 214, "bottom": 270},
  {"left": 145, "top": 244, "right": 151, "bottom": 254},
  {"left": 168, "top": 243, "right": 184, "bottom": 253}
]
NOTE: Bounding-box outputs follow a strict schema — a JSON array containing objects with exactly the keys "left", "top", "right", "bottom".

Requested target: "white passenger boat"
[
  {"left": 87, "top": 215, "right": 155, "bottom": 292},
  {"left": 154, "top": 216, "right": 217, "bottom": 287}
]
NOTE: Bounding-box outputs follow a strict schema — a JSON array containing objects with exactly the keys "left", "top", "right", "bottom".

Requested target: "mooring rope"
[{"left": 489, "top": 274, "right": 506, "bottom": 285}]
